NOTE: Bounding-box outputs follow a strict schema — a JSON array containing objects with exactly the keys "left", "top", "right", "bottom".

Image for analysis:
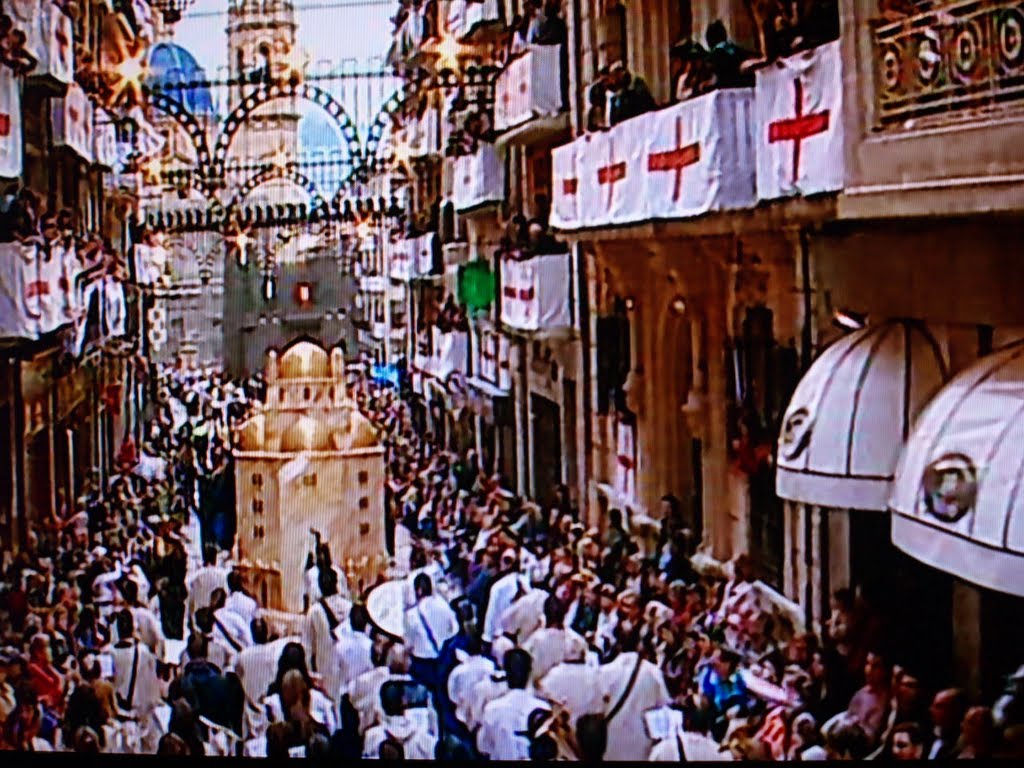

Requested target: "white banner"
[
  {"left": 133, "top": 243, "right": 168, "bottom": 285},
  {"left": 9, "top": 0, "right": 43, "bottom": 67},
  {"left": 453, "top": 144, "right": 504, "bottom": 212},
  {"left": 0, "top": 243, "right": 37, "bottom": 338},
  {"left": 500, "top": 253, "right": 573, "bottom": 333},
  {"left": 94, "top": 119, "right": 120, "bottom": 170},
  {"left": 413, "top": 232, "right": 437, "bottom": 277},
  {"left": 552, "top": 90, "right": 757, "bottom": 231},
  {"left": 447, "top": 0, "right": 502, "bottom": 39},
  {"left": 424, "top": 328, "right": 468, "bottom": 381},
  {"left": 0, "top": 67, "right": 23, "bottom": 179},
  {"left": 614, "top": 419, "right": 637, "bottom": 503},
  {"left": 0, "top": 242, "right": 81, "bottom": 339},
  {"left": 494, "top": 45, "right": 563, "bottom": 132},
  {"left": 104, "top": 277, "right": 127, "bottom": 337},
  {"left": 550, "top": 141, "right": 578, "bottom": 230},
  {"left": 52, "top": 83, "right": 94, "bottom": 162},
  {"left": 477, "top": 328, "right": 511, "bottom": 389},
  {"left": 755, "top": 41, "right": 844, "bottom": 200},
  {"left": 389, "top": 237, "right": 414, "bottom": 282},
  {"left": 38, "top": 4, "right": 74, "bottom": 85}
]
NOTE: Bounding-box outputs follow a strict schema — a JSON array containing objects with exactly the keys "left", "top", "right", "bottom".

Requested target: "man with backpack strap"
[
  {"left": 598, "top": 643, "right": 672, "bottom": 761},
  {"left": 402, "top": 573, "right": 458, "bottom": 698},
  {"left": 110, "top": 610, "right": 162, "bottom": 752}
]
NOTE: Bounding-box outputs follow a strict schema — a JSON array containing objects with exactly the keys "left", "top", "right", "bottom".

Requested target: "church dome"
[
  {"left": 279, "top": 341, "right": 331, "bottom": 379},
  {"left": 279, "top": 414, "right": 331, "bottom": 452},
  {"left": 146, "top": 42, "right": 215, "bottom": 116}
]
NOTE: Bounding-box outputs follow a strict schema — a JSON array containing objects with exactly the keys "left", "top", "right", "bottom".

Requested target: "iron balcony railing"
[{"left": 872, "top": 0, "right": 1024, "bottom": 128}]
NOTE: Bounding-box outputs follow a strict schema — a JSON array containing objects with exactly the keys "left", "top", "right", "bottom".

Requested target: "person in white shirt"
[
  {"left": 362, "top": 680, "right": 438, "bottom": 759},
  {"left": 536, "top": 652, "right": 605, "bottom": 731},
  {"left": 477, "top": 648, "right": 552, "bottom": 760},
  {"left": 501, "top": 587, "right": 549, "bottom": 648},
  {"left": 348, "top": 642, "right": 396, "bottom": 735},
  {"left": 186, "top": 550, "right": 228, "bottom": 624},
  {"left": 522, "top": 594, "right": 589, "bottom": 685},
  {"left": 234, "top": 621, "right": 297, "bottom": 741},
  {"left": 110, "top": 609, "right": 163, "bottom": 753},
  {"left": 210, "top": 588, "right": 253, "bottom": 651},
  {"left": 329, "top": 603, "right": 375, "bottom": 704},
  {"left": 403, "top": 573, "right": 458, "bottom": 694},
  {"left": 598, "top": 647, "right": 672, "bottom": 761},
  {"left": 224, "top": 571, "right": 259, "bottom": 624},
  {"left": 114, "top": 579, "right": 165, "bottom": 661},
  {"left": 447, "top": 651, "right": 496, "bottom": 729},
  {"left": 191, "top": 608, "right": 234, "bottom": 671},
  {"left": 302, "top": 568, "right": 352, "bottom": 687},
  {"left": 481, "top": 548, "right": 529, "bottom": 648}
]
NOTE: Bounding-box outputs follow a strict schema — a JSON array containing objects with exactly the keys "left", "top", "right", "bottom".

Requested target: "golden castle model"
[{"left": 232, "top": 340, "right": 386, "bottom": 613}]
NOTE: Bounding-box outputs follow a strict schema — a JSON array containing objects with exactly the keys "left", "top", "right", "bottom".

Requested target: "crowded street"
[{"left": 3, "top": 0, "right": 1024, "bottom": 760}]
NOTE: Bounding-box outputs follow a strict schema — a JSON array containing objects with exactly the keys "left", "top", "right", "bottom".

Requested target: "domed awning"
[
  {"left": 776, "top": 321, "right": 947, "bottom": 511},
  {"left": 890, "top": 341, "right": 1024, "bottom": 597}
]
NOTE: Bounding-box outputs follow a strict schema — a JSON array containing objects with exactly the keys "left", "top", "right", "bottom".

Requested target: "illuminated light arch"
[
  {"left": 144, "top": 89, "right": 214, "bottom": 182},
  {"left": 361, "top": 89, "right": 406, "bottom": 167},
  {"left": 225, "top": 165, "right": 329, "bottom": 218},
  {"left": 210, "top": 81, "right": 363, "bottom": 180}
]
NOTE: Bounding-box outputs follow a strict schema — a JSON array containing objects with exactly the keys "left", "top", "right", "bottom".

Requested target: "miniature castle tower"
[{"left": 233, "top": 340, "right": 387, "bottom": 614}]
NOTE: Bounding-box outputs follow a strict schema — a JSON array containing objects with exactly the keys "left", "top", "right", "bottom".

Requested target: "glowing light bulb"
[
  {"left": 111, "top": 50, "right": 146, "bottom": 104},
  {"left": 435, "top": 34, "right": 463, "bottom": 72},
  {"left": 390, "top": 138, "right": 413, "bottom": 174}
]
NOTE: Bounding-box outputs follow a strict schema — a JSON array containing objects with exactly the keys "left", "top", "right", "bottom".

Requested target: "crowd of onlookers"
[{"left": 1, "top": 363, "right": 1022, "bottom": 760}]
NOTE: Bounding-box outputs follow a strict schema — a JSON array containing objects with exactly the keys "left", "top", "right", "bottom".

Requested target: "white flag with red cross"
[
  {"left": 9, "top": 0, "right": 44, "bottom": 65},
  {"left": 494, "top": 45, "right": 563, "bottom": 132},
  {"left": 452, "top": 144, "right": 504, "bottom": 212},
  {"left": 499, "top": 258, "right": 531, "bottom": 330},
  {"left": 0, "top": 67, "right": 23, "bottom": 179},
  {"left": 0, "top": 243, "right": 37, "bottom": 338},
  {"left": 23, "top": 244, "right": 74, "bottom": 335},
  {"left": 550, "top": 140, "right": 579, "bottom": 230},
  {"left": 645, "top": 89, "right": 756, "bottom": 221},
  {"left": 755, "top": 40, "right": 844, "bottom": 200},
  {"left": 614, "top": 417, "right": 637, "bottom": 503},
  {"left": 600, "top": 115, "right": 646, "bottom": 227},
  {"left": 52, "top": 83, "right": 94, "bottom": 162},
  {"left": 41, "top": 4, "right": 75, "bottom": 85}
]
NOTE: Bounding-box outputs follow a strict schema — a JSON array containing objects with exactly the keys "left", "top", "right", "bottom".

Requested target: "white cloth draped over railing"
[
  {"left": 499, "top": 252, "right": 574, "bottom": 333},
  {"left": 417, "top": 327, "right": 469, "bottom": 382},
  {"left": 12, "top": 0, "right": 74, "bottom": 85},
  {"left": 494, "top": 45, "right": 564, "bottom": 132},
  {"left": 551, "top": 89, "right": 756, "bottom": 230},
  {"left": 446, "top": 0, "right": 503, "bottom": 40},
  {"left": 476, "top": 327, "right": 512, "bottom": 392},
  {"left": 754, "top": 41, "right": 844, "bottom": 200},
  {"left": 389, "top": 232, "right": 438, "bottom": 282},
  {"left": 453, "top": 144, "right": 505, "bottom": 212},
  {"left": 51, "top": 83, "right": 94, "bottom": 163},
  {"left": 0, "top": 67, "right": 23, "bottom": 178}
]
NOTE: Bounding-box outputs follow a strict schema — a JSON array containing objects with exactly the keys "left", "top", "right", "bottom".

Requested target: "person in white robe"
[
  {"left": 186, "top": 557, "right": 228, "bottom": 624},
  {"left": 598, "top": 649, "right": 672, "bottom": 761},
  {"left": 210, "top": 588, "right": 254, "bottom": 652},
  {"left": 403, "top": 572, "right": 458, "bottom": 692},
  {"left": 447, "top": 651, "right": 496, "bottom": 729},
  {"left": 464, "top": 670, "right": 508, "bottom": 734},
  {"left": 301, "top": 569, "right": 353, "bottom": 688},
  {"left": 521, "top": 594, "right": 589, "bottom": 684},
  {"left": 224, "top": 571, "right": 259, "bottom": 624},
  {"left": 477, "top": 648, "right": 552, "bottom": 761},
  {"left": 499, "top": 586, "right": 548, "bottom": 646},
  {"left": 329, "top": 604, "right": 374, "bottom": 703},
  {"left": 362, "top": 680, "right": 438, "bottom": 759},
  {"left": 109, "top": 610, "right": 163, "bottom": 753},
  {"left": 536, "top": 655, "right": 606, "bottom": 731},
  {"left": 481, "top": 549, "right": 530, "bottom": 646},
  {"left": 234, "top": 629, "right": 298, "bottom": 741}
]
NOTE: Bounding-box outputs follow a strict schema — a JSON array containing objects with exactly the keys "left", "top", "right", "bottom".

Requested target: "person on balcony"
[
  {"left": 586, "top": 66, "right": 612, "bottom": 131},
  {"left": 607, "top": 61, "right": 658, "bottom": 126},
  {"left": 669, "top": 39, "right": 715, "bottom": 104},
  {"left": 706, "top": 20, "right": 755, "bottom": 89},
  {"left": 531, "top": 0, "right": 567, "bottom": 46}
]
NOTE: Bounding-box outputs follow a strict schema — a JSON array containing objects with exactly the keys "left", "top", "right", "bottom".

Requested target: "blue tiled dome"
[{"left": 146, "top": 42, "right": 215, "bottom": 115}]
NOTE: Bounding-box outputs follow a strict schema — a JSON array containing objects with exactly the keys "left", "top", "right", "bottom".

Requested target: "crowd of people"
[{"left": 1, "top": 362, "right": 1023, "bottom": 760}]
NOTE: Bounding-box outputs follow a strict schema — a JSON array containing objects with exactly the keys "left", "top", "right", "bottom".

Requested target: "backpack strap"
[
  {"left": 606, "top": 653, "right": 643, "bottom": 724},
  {"left": 319, "top": 597, "right": 340, "bottom": 631}
]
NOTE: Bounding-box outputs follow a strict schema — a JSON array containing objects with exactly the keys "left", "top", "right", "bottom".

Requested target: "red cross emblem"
[
  {"left": 0, "top": 114, "right": 10, "bottom": 137},
  {"left": 768, "top": 77, "right": 830, "bottom": 184},
  {"left": 561, "top": 178, "right": 578, "bottom": 196},
  {"left": 617, "top": 452, "right": 635, "bottom": 470},
  {"left": 55, "top": 22, "right": 70, "bottom": 67},
  {"left": 25, "top": 280, "right": 50, "bottom": 299},
  {"left": 596, "top": 140, "right": 626, "bottom": 211},
  {"left": 647, "top": 116, "right": 700, "bottom": 202}
]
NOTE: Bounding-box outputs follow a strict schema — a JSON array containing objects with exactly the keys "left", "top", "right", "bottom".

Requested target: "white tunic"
[
  {"left": 477, "top": 688, "right": 552, "bottom": 760},
  {"left": 599, "top": 652, "right": 672, "bottom": 762},
  {"left": 447, "top": 655, "right": 496, "bottom": 727},
  {"left": 463, "top": 675, "right": 508, "bottom": 732},
  {"left": 348, "top": 666, "right": 391, "bottom": 734},
  {"left": 522, "top": 627, "right": 589, "bottom": 684},
  {"left": 186, "top": 566, "right": 229, "bottom": 619},
  {"left": 482, "top": 572, "right": 529, "bottom": 644},
  {"left": 536, "top": 661, "right": 606, "bottom": 729},
  {"left": 403, "top": 595, "right": 458, "bottom": 659},
  {"left": 363, "top": 713, "right": 438, "bottom": 759},
  {"left": 330, "top": 624, "right": 374, "bottom": 700},
  {"left": 302, "top": 594, "right": 353, "bottom": 677}
]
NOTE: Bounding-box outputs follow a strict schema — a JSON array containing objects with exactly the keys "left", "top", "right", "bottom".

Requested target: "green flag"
[{"left": 457, "top": 260, "right": 495, "bottom": 312}]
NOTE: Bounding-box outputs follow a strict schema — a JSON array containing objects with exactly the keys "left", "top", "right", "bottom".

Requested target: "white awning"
[
  {"left": 776, "top": 321, "right": 947, "bottom": 511},
  {"left": 890, "top": 341, "right": 1024, "bottom": 598}
]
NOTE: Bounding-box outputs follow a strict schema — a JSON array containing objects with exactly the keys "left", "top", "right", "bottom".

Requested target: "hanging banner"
[
  {"left": 500, "top": 253, "right": 573, "bottom": 333},
  {"left": 9, "top": 0, "right": 43, "bottom": 66},
  {"left": 133, "top": 243, "right": 168, "bottom": 285},
  {"left": 494, "top": 45, "right": 563, "bottom": 132},
  {"left": 550, "top": 140, "right": 579, "bottom": 230},
  {"left": 389, "top": 237, "right": 414, "bottom": 282},
  {"left": 0, "top": 67, "right": 23, "bottom": 179},
  {"left": 551, "top": 89, "right": 758, "bottom": 230},
  {"left": 755, "top": 40, "right": 844, "bottom": 200},
  {"left": 52, "top": 83, "right": 94, "bottom": 162},
  {"left": 0, "top": 242, "right": 80, "bottom": 339},
  {"left": 0, "top": 242, "right": 36, "bottom": 338},
  {"left": 614, "top": 418, "right": 637, "bottom": 504},
  {"left": 104, "top": 277, "right": 127, "bottom": 337},
  {"left": 413, "top": 232, "right": 438, "bottom": 277},
  {"left": 453, "top": 144, "right": 504, "bottom": 212},
  {"left": 37, "top": 3, "right": 75, "bottom": 86},
  {"left": 93, "top": 118, "right": 120, "bottom": 170}
]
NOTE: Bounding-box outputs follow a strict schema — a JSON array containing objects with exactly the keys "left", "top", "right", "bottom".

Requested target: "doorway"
[{"left": 530, "top": 394, "right": 562, "bottom": 505}]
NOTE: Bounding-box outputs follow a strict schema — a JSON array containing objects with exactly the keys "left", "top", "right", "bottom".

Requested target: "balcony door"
[{"left": 530, "top": 394, "right": 562, "bottom": 506}]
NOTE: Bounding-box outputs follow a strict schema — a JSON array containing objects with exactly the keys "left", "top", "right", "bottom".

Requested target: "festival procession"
[{"left": 2, "top": 0, "right": 1024, "bottom": 760}]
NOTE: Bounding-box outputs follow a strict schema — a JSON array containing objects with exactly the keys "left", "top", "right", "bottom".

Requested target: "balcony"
[
  {"left": 499, "top": 252, "right": 575, "bottom": 335},
  {"left": 470, "top": 326, "right": 513, "bottom": 397},
  {"left": 443, "top": 241, "right": 470, "bottom": 270},
  {"left": 494, "top": 45, "right": 569, "bottom": 145},
  {"left": 551, "top": 89, "right": 756, "bottom": 230},
  {"left": 416, "top": 327, "right": 469, "bottom": 381},
  {"left": 389, "top": 232, "right": 439, "bottom": 282},
  {"left": 446, "top": 0, "right": 505, "bottom": 44},
  {"left": 871, "top": 0, "right": 1024, "bottom": 129},
  {"left": 453, "top": 144, "right": 505, "bottom": 213},
  {"left": 51, "top": 83, "right": 94, "bottom": 163},
  {"left": 395, "top": 109, "right": 441, "bottom": 159},
  {"left": 20, "top": 1, "right": 74, "bottom": 95},
  {"left": 372, "top": 321, "right": 388, "bottom": 340},
  {"left": 359, "top": 275, "right": 387, "bottom": 293}
]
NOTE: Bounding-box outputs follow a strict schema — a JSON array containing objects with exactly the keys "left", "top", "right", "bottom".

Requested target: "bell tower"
[{"left": 225, "top": 0, "right": 300, "bottom": 164}]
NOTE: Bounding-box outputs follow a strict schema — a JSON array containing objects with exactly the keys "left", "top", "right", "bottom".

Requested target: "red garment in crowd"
[
  {"left": 27, "top": 661, "right": 63, "bottom": 711},
  {"left": 116, "top": 435, "right": 138, "bottom": 470}
]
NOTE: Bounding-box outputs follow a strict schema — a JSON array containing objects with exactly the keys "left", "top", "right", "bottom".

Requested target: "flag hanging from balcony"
[
  {"left": 51, "top": 83, "right": 94, "bottom": 163},
  {"left": 457, "top": 260, "right": 495, "bottom": 312},
  {"left": 499, "top": 253, "right": 573, "bottom": 333},
  {"left": 551, "top": 141, "right": 579, "bottom": 230},
  {"left": 388, "top": 237, "right": 414, "bottom": 282},
  {"left": 755, "top": 40, "right": 844, "bottom": 200},
  {"left": 0, "top": 242, "right": 80, "bottom": 339},
  {"left": 104, "top": 276, "right": 127, "bottom": 337},
  {"left": 0, "top": 67, "right": 23, "bottom": 179},
  {"left": 39, "top": 3, "right": 74, "bottom": 86},
  {"left": 453, "top": 144, "right": 504, "bottom": 212},
  {"left": 494, "top": 45, "right": 563, "bottom": 132},
  {"left": 614, "top": 416, "right": 637, "bottom": 503}
]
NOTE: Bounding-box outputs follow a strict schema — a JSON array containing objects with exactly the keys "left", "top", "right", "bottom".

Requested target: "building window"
[
  {"left": 359, "top": 496, "right": 369, "bottom": 510},
  {"left": 252, "top": 472, "right": 263, "bottom": 487},
  {"left": 358, "top": 470, "right": 368, "bottom": 485}
]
